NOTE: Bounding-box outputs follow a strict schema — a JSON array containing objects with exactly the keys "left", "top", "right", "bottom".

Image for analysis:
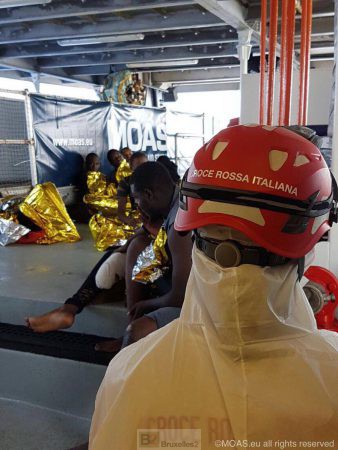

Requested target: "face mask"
[{"left": 179, "top": 245, "right": 318, "bottom": 344}]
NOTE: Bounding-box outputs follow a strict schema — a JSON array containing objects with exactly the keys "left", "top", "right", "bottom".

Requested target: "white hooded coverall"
[{"left": 90, "top": 246, "right": 338, "bottom": 449}]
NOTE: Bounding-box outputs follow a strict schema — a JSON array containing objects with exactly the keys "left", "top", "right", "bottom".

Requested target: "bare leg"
[
  {"left": 25, "top": 250, "right": 116, "bottom": 333},
  {"left": 95, "top": 233, "right": 153, "bottom": 352},
  {"left": 95, "top": 336, "right": 123, "bottom": 353},
  {"left": 95, "top": 316, "right": 157, "bottom": 352},
  {"left": 25, "top": 304, "right": 78, "bottom": 333},
  {"left": 122, "top": 316, "right": 157, "bottom": 348}
]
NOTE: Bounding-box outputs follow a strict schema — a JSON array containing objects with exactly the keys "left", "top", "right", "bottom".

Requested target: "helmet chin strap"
[
  {"left": 194, "top": 232, "right": 290, "bottom": 269},
  {"left": 195, "top": 232, "right": 306, "bottom": 281}
]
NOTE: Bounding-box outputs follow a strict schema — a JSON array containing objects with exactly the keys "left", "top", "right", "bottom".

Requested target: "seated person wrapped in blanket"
[{"left": 26, "top": 162, "right": 192, "bottom": 355}]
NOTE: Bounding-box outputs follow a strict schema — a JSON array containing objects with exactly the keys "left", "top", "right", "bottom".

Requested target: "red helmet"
[{"left": 175, "top": 125, "right": 337, "bottom": 259}]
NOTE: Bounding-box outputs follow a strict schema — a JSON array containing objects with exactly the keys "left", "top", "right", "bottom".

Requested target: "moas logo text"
[{"left": 113, "top": 120, "right": 167, "bottom": 152}]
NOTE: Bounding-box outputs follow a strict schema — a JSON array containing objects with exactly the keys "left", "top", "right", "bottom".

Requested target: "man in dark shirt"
[{"left": 120, "top": 161, "right": 192, "bottom": 347}]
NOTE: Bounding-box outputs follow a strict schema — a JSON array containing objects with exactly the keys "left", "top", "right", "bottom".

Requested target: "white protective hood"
[{"left": 90, "top": 245, "right": 338, "bottom": 449}]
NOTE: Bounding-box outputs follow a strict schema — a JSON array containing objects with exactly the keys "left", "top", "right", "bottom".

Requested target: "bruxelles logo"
[{"left": 138, "top": 431, "right": 160, "bottom": 448}]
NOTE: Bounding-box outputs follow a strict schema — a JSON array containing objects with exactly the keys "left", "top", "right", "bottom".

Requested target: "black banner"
[
  {"left": 30, "top": 94, "right": 111, "bottom": 186},
  {"left": 109, "top": 103, "right": 167, "bottom": 158}
]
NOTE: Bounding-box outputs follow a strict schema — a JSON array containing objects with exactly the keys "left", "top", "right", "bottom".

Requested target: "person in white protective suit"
[{"left": 89, "top": 125, "right": 338, "bottom": 450}]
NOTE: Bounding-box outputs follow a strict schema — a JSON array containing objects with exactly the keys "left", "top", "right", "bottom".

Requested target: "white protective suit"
[{"left": 90, "top": 245, "right": 338, "bottom": 450}]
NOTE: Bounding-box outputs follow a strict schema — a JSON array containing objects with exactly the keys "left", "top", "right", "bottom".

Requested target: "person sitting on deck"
[
  {"left": 120, "top": 146, "right": 133, "bottom": 163},
  {"left": 77, "top": 152, "right": 101, "bottom": 195},
  {"left": 83, "top": 153, "right": 101, "bottom": 185},
  {"left": 26, "top": 162, "right": 192, "bottom": 355},
  {"left": 116, "top": 151, "right": 147, "bottom": 228},
  {"left": 69, "top": 152, "right": 101, "bottom": 223},
  {"left": 96, "top": 161, "right": 192, "bottom": 351},
  {"left": 107, "top": 149, "right": 123, "bottom": 185}
]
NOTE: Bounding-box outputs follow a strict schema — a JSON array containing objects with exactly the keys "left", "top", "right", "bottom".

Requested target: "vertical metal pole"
[
  {"left": 303, "top": 0, "right": 313, "bottom": 125},
  {"left": 259, "top": 0, "right": 267, "bottom": 125},
  {"left": 267, "top": 0, "right": 279, "bottom": 126},
  {"left": 279, "top": 0, "right": 296, "bottom": 126},
  {"left": 298, "top": 0, "right": 312, "bottom": 125},
  {"left": 237, "top": 29, "right": 252, "bottom": 124},
  {"left": 279, "top": 0, "right": 289, "bottom": 125},
  {"left": 24, "top": 89, "right": 38, "bottom": 186},
  {"left": 298, "top": 0, "right": 307, "bottom": 124}
]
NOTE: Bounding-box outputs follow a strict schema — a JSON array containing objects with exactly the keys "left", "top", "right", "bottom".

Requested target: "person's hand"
[{"left": 128, "top": 300, "right": 153, "bottom": 321}]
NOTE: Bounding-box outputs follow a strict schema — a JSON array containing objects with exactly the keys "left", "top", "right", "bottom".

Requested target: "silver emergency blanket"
[
  {"left": 0, "top": 218, "right": 30, "bottom": 246},
  {"left": 90, "top": 244, "right": 338, "bottom": 449},
  {"left": 132, "top": 242, "right": 164, "bottom": 284},
  {"left": 132, "top": 227, "right": 168, "bottom": 284}
]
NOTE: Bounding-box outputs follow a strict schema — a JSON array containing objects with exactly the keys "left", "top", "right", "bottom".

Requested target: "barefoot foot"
[{"left": 25, "top": 304, "right": 78, "bottom": 333}]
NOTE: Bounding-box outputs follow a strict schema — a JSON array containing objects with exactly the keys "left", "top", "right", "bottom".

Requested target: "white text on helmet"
[
  {"left": 252, "top": 176, "right": 298, "bottom": 196},
  {"left": 192, "top": 169, "right": 250, "bottom": 183},
  {"left": 192, "top": 170, "right": 298, "bottom": 196}
]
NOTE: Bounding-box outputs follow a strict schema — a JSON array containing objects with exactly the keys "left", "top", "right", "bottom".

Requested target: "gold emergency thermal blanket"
[
  {"left": 132, "top": 227, "right": 168, "bottom": 284},
  {"left": 83, "top": 171, "right": 118, "bottom": 215},
  {"left": 19, "top": 182, "right": 80, "bottom": 244},
  {"left": 90, "top": 246, "right": 338, "bottom": 450},
  {"left": 89, "top": 214, "right": 138, "bottom": 251},
  {"left": 87, "top": 171, "right": 110, "bottom": 196},
  {"left": 115, "top": 159, "right": 132, "bottom": 183}
]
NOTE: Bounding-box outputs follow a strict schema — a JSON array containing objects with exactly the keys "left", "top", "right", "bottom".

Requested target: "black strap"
[{"left": 195, "top": 234, "right": 289, "bottom": 267}]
